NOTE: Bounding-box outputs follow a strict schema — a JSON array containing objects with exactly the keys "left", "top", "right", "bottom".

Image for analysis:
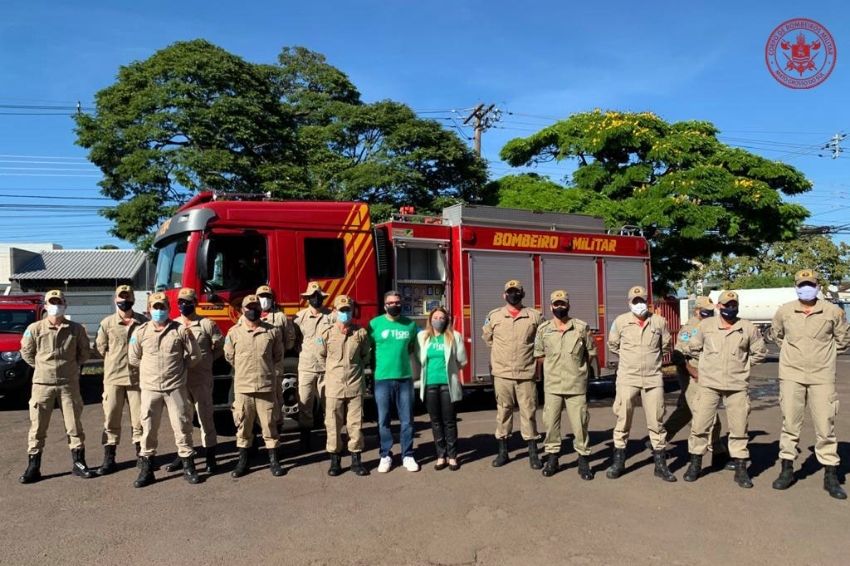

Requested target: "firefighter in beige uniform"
[
  {"left": 483, "top": 280, "right": 543, "bottom": 470},
  {"left": 19, "top": 289, "right": 95, "bottom": 484},
  {"left": 682, "top": 291, "right": 766, "bottom": 488},
  {"left": 606, "top": 285, "right": 676, "bottom": 482},
  {"left": 129, "top": 292, "right": 201, "bottom": 488},
  {"left": 322, "top": 295, "right": 371, "bottom": 477},
  {"left": 771, "top": 269, "right": 850, "bottom": 499},
  {"left": 254, "top": 285, "right": 296, "bottom": 431},
  {"left": 534, "top": 290, "right": 598, "bottom": 480},
  {"left": 225, "top": 294, "right": 285, "bottom": 478},
  {"left": 166, "top": 287, "right": 224, "bottom": 475},
  {"left": 293, "top": 281, "right": 334, "bottom": 451},
  {"left": 95, "top": 285, "right": 147, "bottom": 476}
]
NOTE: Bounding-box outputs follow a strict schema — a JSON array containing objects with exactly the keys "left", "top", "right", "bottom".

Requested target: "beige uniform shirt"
[
  {"left": 129, "top": 320, "right": 200, "bottom": 392},
  {"left": 294, "top": 307, "right": 334, "bottom": 373},
  {"left": 608, "top": 312, "right": 671, "bottom": 387},
  {"left": 534, "top": 318, "right": 597, "bottom": 395},
  {"left": 224, "top": 322, "right": 283, "bottom": 394},
  {"left": 482, "top": 306, "right": 542, "bottom": 380},
  {"left": 686, "top": 318, "right": 766, "bottom": 391},
  {"left": 21, "top": 318, "right": 90, "bottom": 385},
  {"left": 96, "top": 312, "right": 147, "bottom": 386},
  {"left": 179, "top": 316, "right": 224, "bottom": 386},
  {"left": 322, "top": 324, "right": 371, "bottom": 399},
  {"left": 772, "top": 300, "right": 850, "bottom": 385}
]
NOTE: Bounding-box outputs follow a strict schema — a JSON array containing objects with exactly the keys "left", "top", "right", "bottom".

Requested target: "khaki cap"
[
  {"left": 718, "top": 290, "right": 739, "bottom": 305},
  {"left": 794, "top": 269, "right": 818, "bottom": 285},
  {"left": 300, "top": 281, "right": 329, "bottom": 297},
  {"left": 334, "top": 295, "right": 353, "bottom": 309},
  {"left": 148, "top": 292, "right": 168, "bottom": 307},
  {"left": 504, "top": 279, "right": 523, "bottom": 291},
  {"left": 550, "top": 289, "right": 569, "bottom": 303},
  {"left": 177, "top": 287, "right": 197, "bottom": 302},
  {"left": 115, "top": 285, "right": 133, "bottom": 298},
  {"left": 628, "top": 286, "right": 648, "bottom": 300},
  {"left": 255, "top": 285, "right": 273, "bottom": 296},
  {"left": 694, "top": 296, "right": 713, "bottom": 309},
  {"left": 44, "top": 289, "right": 65, "bottom": 302},
  {"left": 242, "top": 294, "right": 260, "bottom": 308}
]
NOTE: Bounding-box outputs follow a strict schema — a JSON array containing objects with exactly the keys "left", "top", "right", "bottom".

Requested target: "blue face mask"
[
  {"left": 151, "top": 308, "right": 169, "bottom": 324},
  {"left": 796, "top": 285, "right": 818, "bottom": 301},
  {"left": 337, "top": 310, "right": 352, "bottom": 325}
]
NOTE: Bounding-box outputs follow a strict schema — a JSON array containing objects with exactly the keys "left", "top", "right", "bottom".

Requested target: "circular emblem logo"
[{"left": 765, "top": 18, "right": 837, "bottom": 89}]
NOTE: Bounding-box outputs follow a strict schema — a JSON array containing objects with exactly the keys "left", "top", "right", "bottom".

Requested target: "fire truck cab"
[{"left": 153, "top": 193, "right": 653, "bottom": 413}]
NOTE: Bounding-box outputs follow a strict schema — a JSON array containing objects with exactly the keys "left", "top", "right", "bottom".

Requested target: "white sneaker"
[
  {"left": 402, "top": 456, "right": 420, "bottom": 472},
  {"left": 378, "top": 455, "right": 393, "bottom": 473}
]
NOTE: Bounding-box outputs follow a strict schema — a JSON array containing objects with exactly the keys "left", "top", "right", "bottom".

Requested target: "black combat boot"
[
  {"left": 299, "top": 429, "right": 312, "bottom": 452},
  {"left": 98, "top": 444, "right": 117, "bottom": 476},
  {"left": 606, "top": 448, "right": 626, "bottom": 479},
  {"left": 823, "top": 466, "right": 847, "bottom": 500},
  {"left": 733, "top": 459, "right": 753, "bottom": 488},
  {"left": 577, "top": 455, "right": 594, "bottom": 480},
  {"left": 772, "top": 460, "right": 795, "bottom": 490},
  {"left": 18, "top": 452, "right": 42, "bottom": 484},
  {"left": 231, "top": 448, "right": 250, "bottom": 478},
  {"left": 527, "top": 441, "right": 543, "bottom": 470},
  {"left": 205, "top": 446, "right": 218, "bottom": 474},
  {"left": 542, "top": 454, "right": 559, "bottom": 477},
  {"left": 182, "top": 456, "right": 201, "bottom": 484},
  {"left": 653, "top": 450, "right": 677, "bottom": 482},
  {"left": 683, "top": 454, "right": 702, "bottom": 482},
  {"left": 491, "top": 438, "right": 509, "bottom": 468},
  {"left": 269, "top": 447, "right": 285, "bottom": 477},
  {"left": 134, "top": 456, "right": 155, "bottom": 488},
  {"left": 351, "top": 452, "right": 370, "bottom": 476},
  {"left": 327, "top": 453, "right": 342, "bottom": 477},
  {"left": 164, "top": 454, "right": 183, "bottom": 472},
  {"left": 71, "top": 448, "right": 95, "bottom": 479}
]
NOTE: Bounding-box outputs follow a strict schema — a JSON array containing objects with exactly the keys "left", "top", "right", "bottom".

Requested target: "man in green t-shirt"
[{"left": 368, "top": 290, "right": 420, "bottom": 473}]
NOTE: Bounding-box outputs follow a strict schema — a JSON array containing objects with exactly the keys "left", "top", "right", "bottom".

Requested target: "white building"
[{"left": 0, "top": 243, "right": 62, "bottom": 294}]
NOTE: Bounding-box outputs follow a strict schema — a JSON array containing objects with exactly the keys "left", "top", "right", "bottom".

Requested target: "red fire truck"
[
  {"left": 0, "top": 294, "right": 45, "bottom": 402},
  {"left": 153, "top": 192, "right": 655, "bottom": 413}
]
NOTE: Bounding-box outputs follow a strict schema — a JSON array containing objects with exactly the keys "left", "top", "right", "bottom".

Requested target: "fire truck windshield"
[
  {"left": 154, "top": 237, "right": 188, "bottom": 291},
  {"left": 0, "top": 309, "right": 37, "bottom": 333}
]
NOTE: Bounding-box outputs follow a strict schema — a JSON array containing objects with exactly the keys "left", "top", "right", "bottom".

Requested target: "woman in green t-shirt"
[{"left": 416, "top": 307, "right": 468, "bottom": 471}]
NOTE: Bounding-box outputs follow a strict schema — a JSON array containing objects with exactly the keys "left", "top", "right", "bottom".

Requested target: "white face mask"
[
  {"left": 630, "top": 302, "right": 648, "bottom": 317},
  {"left": 46, "top": 304, "right": 66, "bottom": 317},
  {"left": 796, "top": 285, "right": 818, "bottom": 301},
  {"left": 259, "top": 297, "right": 273, "bottom": 311}
]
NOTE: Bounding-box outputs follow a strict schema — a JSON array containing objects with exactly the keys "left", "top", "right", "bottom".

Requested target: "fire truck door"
[
  {"left": 539, "top": 255, "right": 598, "bottom": 330},
  {"left": 468, "top": 251, "right": 534, "bottom": 383},
  {"left": 603, "top": 258, "right": 650, "bottom": 366}
]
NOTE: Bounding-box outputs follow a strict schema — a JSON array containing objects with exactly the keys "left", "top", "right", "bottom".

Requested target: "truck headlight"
[{"left": 1, "top": 351, "right": 22, "bottom": 362}]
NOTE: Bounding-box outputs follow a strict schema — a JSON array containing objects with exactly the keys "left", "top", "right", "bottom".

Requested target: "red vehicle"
[
  {"left": 0, "top": 294, "right": 45, "bottom": 401},
  {"left": 153, "top": 192, "right": 657, "bottom": 413}
]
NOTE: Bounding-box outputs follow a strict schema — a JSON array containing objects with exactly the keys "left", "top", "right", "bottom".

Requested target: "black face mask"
[
  {"left": 308, "top": 295, "right": 324, "bottom": 309},
  {"left": 719, "top": 307, "right": 738, "bottom": 319},
  {"left": 116, "top": 300, "right": 134, "bottom": 312},
  {"left": 505, "top": 291, "right": 524, "bottom": 306},
  {"left": 385, "top": 305, "right": 402, "bottom": 317},
  {"left": 178, "top": 302, "right": 195, "bottom": 316},
  {"left": 699, "top": 309, "right": 714, "bottom": 318},
  {"left": 552, "top": 307, "right": 569, "bottom": 319},
  {"left": 244, "top": 308, "right": 261, "bottom": 322}
]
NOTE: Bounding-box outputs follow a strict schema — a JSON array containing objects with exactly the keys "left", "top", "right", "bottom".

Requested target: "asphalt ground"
[{"left": 1, "top": 353, "right": 849, "bottom": 565}]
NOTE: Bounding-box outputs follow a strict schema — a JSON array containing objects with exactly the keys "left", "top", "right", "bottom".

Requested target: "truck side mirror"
[{"left": 197, "top": 239, "right": 210, "bottom": 281}]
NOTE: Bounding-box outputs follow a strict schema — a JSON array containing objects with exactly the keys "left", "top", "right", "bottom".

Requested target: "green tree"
[{"left": 496, "top": 110, "right": 812, "bottom": 291}]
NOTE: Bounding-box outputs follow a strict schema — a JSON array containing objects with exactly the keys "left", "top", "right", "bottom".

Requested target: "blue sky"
[{"left": 0, "top": 1, "right": 848, "bottom": 249}]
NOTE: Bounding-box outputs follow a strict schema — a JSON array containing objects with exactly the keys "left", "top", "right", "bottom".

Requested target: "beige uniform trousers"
[
  {"left": 689, "top": 388, "right": 750, "bottom": 459},
  {"left": 140, "top": 388, "right": 195, "bottom": 458},
  {"left": 542, "top": 392, "right": 590, "bottom": 456},
  {"left": 612, "top": 384, "right": 666, "bottom": 450},
  {"left": 779, "top": 380, "right": 839, "bottom": 466},
  {"left": 234, "top": 391, "right": 278, "bottom": 450},
  {"left": 325, "top": 396, "right": 364, "bottom": 454},
  {"left": 27, "top": 383, "right": 85, "bottom": 454},
  {"left": 102, "top": 383, "right": 142, "bottom": 446},
  {"left": 186, "top": 380, "right": 217, "bottom": 448},
  {"left": 494, "top": 377, "right": 538, "bottom": 441},
  {"left": 664, "top": 374, "right": 723, "bottom": 450},
  {"left": 297, "top": 371, "right": 325, "bottom": 430}
]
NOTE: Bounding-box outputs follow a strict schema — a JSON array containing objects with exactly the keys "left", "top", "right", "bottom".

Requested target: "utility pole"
[
  {"left": 463, "top": 103, "right": 500, "bottom": 156},
  {"left": 824, "top": 132, "right": 845, "bottom": 159}
]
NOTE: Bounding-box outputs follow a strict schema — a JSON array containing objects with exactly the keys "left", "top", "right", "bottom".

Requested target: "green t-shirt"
[
  {"left": 368, "top": 315, "right": 418, "bottom": 380},
  {"left": 425, "top": 334, "right": 448, "bottom": 386}
]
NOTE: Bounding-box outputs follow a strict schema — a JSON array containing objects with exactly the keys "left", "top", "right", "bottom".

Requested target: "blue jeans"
[{"left": 374, "top": 378, "right": 415, "bottom": 458}]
